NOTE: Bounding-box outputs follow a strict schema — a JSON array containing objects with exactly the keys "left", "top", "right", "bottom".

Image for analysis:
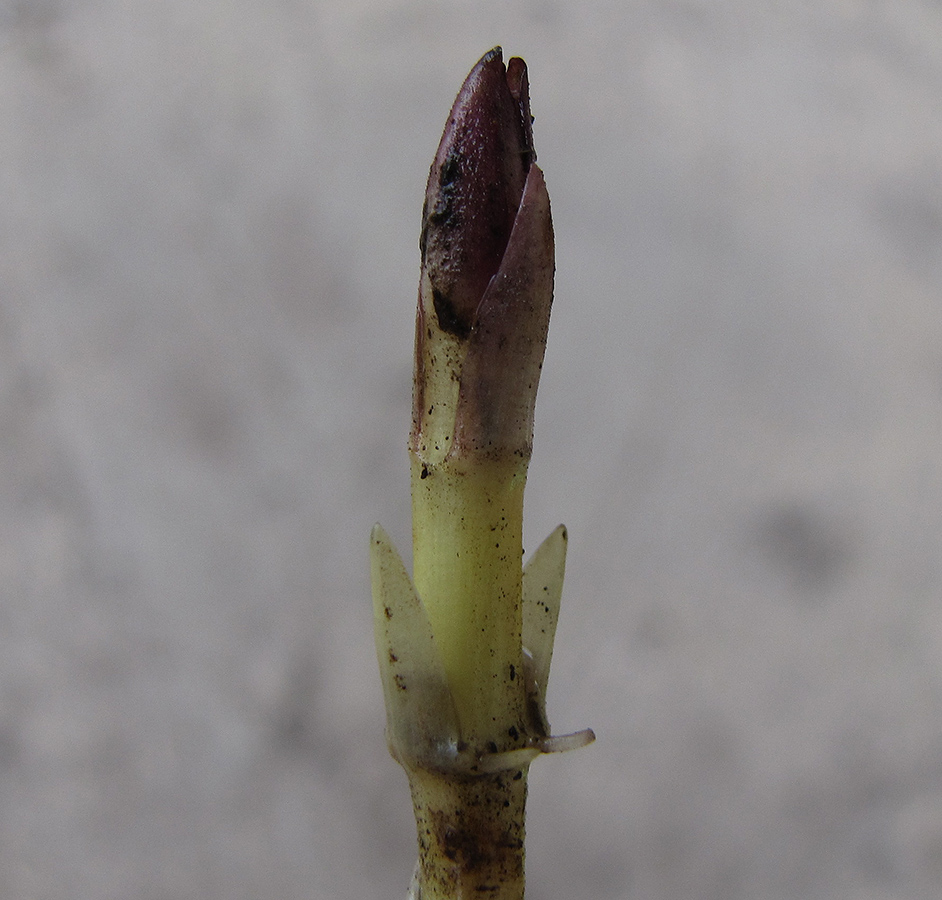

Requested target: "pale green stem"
[
  {"left": 410, "top": 453, "right": 528, "bottom": 752},
  {"left": 408, "top": 767, "right": 527, "bottom": 900}
]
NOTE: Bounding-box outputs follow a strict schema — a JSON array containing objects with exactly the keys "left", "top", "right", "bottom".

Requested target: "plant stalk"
[
  {"left": 410, "top": 454, "right": 527, "bottom": 750},
  {"left": 370, "top": 48, "right": 593, "bottom": 900},
  {"left": 408, "top": 767, "right": 527, "bottom": 900}
]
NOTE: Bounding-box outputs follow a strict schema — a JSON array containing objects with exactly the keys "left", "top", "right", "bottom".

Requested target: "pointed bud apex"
[
  {"left": 412, "top": 48, "right": 554, "bottom": 465},
  {"left": 419, "top": 47, "right": 534, "bottom": 339}
]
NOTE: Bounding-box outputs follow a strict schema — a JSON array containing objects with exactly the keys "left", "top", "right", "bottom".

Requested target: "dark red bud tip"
[
  {"left": 420, "top": 48, "right": 534, "bottom": 339},
  {"left": 505, "top": 57, "right": 534, "bottom": 161}
]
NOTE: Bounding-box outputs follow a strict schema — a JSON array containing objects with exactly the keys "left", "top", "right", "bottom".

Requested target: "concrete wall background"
[{"left": 2, "top": 1, "right": 942, "bottom": 898}]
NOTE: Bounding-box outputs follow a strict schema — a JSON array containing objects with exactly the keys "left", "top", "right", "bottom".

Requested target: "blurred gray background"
[{"left": 3, "top": 1, "right": 942, "bottom": 898}]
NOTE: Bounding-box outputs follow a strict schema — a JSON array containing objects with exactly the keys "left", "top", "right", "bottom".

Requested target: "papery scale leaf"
[{"left": 370, "top": 524, "right": 460, "bottom": 768}]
